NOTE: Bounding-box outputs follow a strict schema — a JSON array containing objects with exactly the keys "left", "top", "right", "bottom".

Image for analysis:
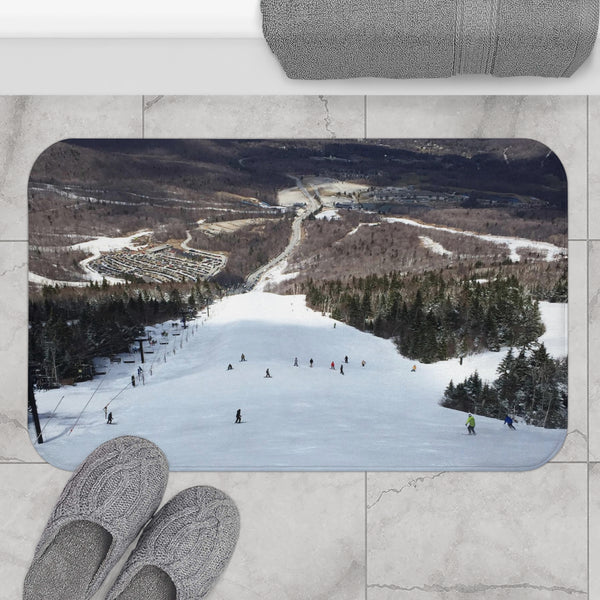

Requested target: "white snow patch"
[
  {"left": 253, "top": 260, "right": 299, "bottom": 292},
  {"left": 70, "top": 230, "right": 152, "bottom": 284},
  {"left": 315, "top": 209, "right": 341, "bottom": 221},
  {"left": 538, "top": 301, "right": 568, "bottom": 358},
  {"left": 29, "top": 272, "right": 90, "bottom": 288},
  {"left": 419, "top": 235, "right": 453, "bottom": 256},
  {"left": 30, "top": 292, "right": 567, "bottom": 471},
  {"left": 71, "top": 230, "right": 152, "bottom": 255},
  {"left": 347, "top": 222, "right": 380, "bottom": 236},
  {"left": 385, "top": 217, "right": 566, "bottom": 262},
  {"left": 29, "top": 231, "right": 152, "bottom": 286}
]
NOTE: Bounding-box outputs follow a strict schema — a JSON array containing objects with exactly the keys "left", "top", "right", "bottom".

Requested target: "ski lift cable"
[
  {"left": 104, "top": 380, "right": 134, "bottom": 408},
  {"left": 69, "top": 365, "right": 112, "bottom": 434},
  {"left": 39, "top": 395, "right": 65, "bottom": 437}
]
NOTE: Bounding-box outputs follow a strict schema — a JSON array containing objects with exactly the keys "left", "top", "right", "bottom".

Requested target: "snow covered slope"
[{"left": 30, "top": 293, "right": 567, "bottom": 471}]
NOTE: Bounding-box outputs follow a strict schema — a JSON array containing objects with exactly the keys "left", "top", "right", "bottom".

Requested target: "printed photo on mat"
[{"left": 27, "top": 139, "right": 568, "bottom": 470}]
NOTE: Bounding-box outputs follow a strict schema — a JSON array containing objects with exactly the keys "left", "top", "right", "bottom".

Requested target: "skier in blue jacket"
[{"left": 504, "top": 415, "right": 516, "bottom": 430}]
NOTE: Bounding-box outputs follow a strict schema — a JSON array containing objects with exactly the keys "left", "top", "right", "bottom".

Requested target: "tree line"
[
  {"left": 301, "top": 272, "right": 546, "bottom": 363},
  {"left": 441, "top": 345, "right": 567, "bottom": 429},
  {"left": 29, "top": 281, "right": 216, "bottom": 385}
]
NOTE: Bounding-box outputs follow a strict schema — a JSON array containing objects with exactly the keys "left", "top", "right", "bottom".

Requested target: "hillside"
[
  {"left": 29, "top": 292, "right": 567, "bottom": 471},
  {"left": 28, "top": 138, "right": 567, "bottom": 287}
]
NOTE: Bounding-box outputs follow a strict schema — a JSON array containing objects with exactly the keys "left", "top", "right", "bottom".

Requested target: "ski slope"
[
  {"left": 29, "top": 294, "right": 567, "bottom": 471},
  {"left": 384, "top": 217, "right": 566, "bottom": 262}
]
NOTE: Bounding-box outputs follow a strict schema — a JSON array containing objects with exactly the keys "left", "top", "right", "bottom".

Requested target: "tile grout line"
[
  {"left": 0, "top": 462, "right": 48, "bottom": 465},
  {"left": 586, "top": 94, "right": 590, "bottom": 600},
  {"left": 364, "top": 471, "right": 367, "bottom": 600}
]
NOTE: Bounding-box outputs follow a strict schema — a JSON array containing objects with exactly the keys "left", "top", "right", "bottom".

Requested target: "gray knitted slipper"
[
  {"left": 106, "top": 486, "right": 240, "bottom": 600},
  {"left": 24, "top": 436, "right": 169, "bottom": 600}
]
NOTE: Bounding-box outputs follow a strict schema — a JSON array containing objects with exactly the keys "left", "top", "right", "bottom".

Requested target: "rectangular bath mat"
[{"left": 27, "top": 138, "right": 568, "bottom": 470}]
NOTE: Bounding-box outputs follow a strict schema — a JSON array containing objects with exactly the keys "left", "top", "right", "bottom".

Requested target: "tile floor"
[{"left": 0, "top": 95, "right": 595, "bottom": 599}]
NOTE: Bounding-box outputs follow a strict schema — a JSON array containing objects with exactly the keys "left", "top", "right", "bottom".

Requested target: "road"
[
  {"left": 181, "top": 230, "right": 228, "bottom": 276},
  {"left": 245, "top": 176, "right": 321, "bottom": 290}
]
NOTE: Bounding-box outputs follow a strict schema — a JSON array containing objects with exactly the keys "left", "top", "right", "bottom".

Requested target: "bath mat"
[
  {"left": 261, "top": 0, "right": 599, "bottom": 79},
  {"left": 27, "top": 138, "right": 568, "bottom": 471}
]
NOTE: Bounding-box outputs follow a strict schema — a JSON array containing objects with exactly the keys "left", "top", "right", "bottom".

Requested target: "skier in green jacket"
[{"left": 466, "top": 414, "right": 476, "bottom": 435}]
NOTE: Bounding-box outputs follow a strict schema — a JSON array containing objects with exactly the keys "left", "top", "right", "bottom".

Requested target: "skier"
[
  {"left": 330, "top": 361, "right": 335, "bottom": 370},
  {"left": 107, "top": 412, "right": 113, "bottom": 425},
  {"left": 235, "top": 409, "right": 242, "bottom": 424},
  {"left": 294, "top": 357, "right": 299, "bottom": 367},
  {"left": 227, "top": 364, "right": 233, "bottom": 371},
  {"left": 361, "top": 360, "right": 366, "bottom": 368},
  {"left": 411, "top": 365, "right": 417, "bottom": 372},
  {"left": 131, "top": 375, "right": 136, "bottom": 387},
  {"left": 309, "top": 358, "right": 314, "bottom": 368},
  {"left": 340, "top": 365, "right": 344, "bottom": 375},
  {"left": 466, "top": 414, "right": 476, "bottom": 435},
  {"left": 504, "top": 415, "right": 516, "bottom": 430},
  {"left": 344, "top": 356, "right": 348, "bottom": 364},
  {"left": 103, "top": 406, "right": 107, "bottom": 419},
  {"left": 265, "top": 368, "right": 272, "bottom": 378},
  {"left": 333, "top": 323, "right": 336, "bottom": 329},
  {"left": 240, "top": 353, "right": 246, "bottom": 362}
]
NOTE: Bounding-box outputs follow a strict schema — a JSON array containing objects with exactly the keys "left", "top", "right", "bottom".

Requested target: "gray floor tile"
[
  {"left": 0, "top": 242, "right": 41, "bottom": 463},
  {"left": 589, "top": 97, "right": 600, "bottom": 238},
  {"left": 590, "top": 242, "right": 600, "bottom": 461},
  {"left": 142, "top": 95, "right": 365, "bottom": 138},
  {"left": 365, "top": 96, "right": 587, "bottom": 240},
  {"left": 367, "top": 466, "right": 587, "bottom": 599},
  {"left": 0, "top": 95, "right": 590, "bottom": 600},
  {"left": 1, "top": 465, "right": 365, "bottom": 600},
  {"left": 0, "top": 96, "right": 143, "bottom": 241},
  {"left": 551, "top": 242, "right": 586, "bottom": 461},
  {"left": 590, "top": 463, "right": 600, "bottom": 600}
]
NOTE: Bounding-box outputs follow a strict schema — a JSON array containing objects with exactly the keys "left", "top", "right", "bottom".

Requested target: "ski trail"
[
  {"left": 31, "top": 294, "right": 567, "bottom": 471},
  {"left": 419, "top": 235, "right": 453, "bottom": 256},
  {"left": 384, "top": 217, "right": 565, "bottom": 262}
]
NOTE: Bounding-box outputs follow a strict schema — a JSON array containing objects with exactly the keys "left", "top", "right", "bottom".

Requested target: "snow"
[
  {"left": 277, "top": 186, "right": 307, "bottom": 208},
  {"left": 253, "top": 259, "right": 299, "bottom": 292},
  {"left": 72, "top": 230, "right": 152, "bottom": 283},
  {"left": 30, "top": 292, "right": 567, "bottom": 472},
  {"left": 347, "top": 222, "right": 380, "bottom": 236},
  {"left": 315, "top": 209, "right": 340, "bottom": 221},
  {"left": 28, "top": 272, "right": 90, "bottom": 288},
  {"left": 538, "top": 301, "right": 568, "bottom": 358},
  {"left": 385, "top": 217, "right": 566, "bottom": 262},
  {"left": 419, "top": 235, "right": 453, "bottom": 256},
  {"left": 302, "top": 177, "right": 369, "bottom": 198},
  {"left": 29, "top": 230, "right": 153, "bottom": 286}
]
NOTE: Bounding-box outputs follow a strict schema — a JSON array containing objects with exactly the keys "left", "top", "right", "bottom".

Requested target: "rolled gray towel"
[{"left": 261, "top": 0, "right": 599, "bottom": 79}]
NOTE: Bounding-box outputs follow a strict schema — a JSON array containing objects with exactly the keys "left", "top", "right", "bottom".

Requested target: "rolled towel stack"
[{"left": 261, "top": 0, "right": 599, "bottom": 79}]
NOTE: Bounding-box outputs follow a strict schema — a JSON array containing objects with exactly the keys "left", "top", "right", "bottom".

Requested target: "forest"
[
  {"left": 440, "top": 346, "right": 568, "bottom": 429},
  {"left": 300, "top": 272, "right": 552, "bottom": 363},
  {"left": 29, "top": 281, "right": 217, "bottom": 385}
]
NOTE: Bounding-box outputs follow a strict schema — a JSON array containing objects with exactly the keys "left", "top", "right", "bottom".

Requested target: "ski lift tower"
[
  {"left": 28, "top": 366, "right": 43, "bottom": 444},
  {"left": 134, "top": 337, "right": 149, "bottom": 364}
]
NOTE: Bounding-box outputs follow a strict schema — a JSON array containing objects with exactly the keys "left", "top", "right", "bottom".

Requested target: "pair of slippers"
[{"left": 23, "top": 436, "right": 240, "bottom": 600}]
